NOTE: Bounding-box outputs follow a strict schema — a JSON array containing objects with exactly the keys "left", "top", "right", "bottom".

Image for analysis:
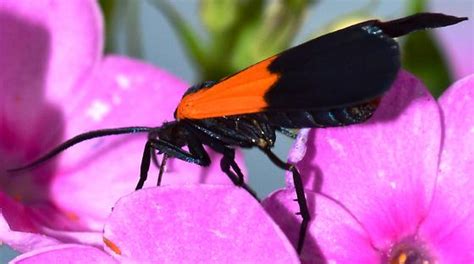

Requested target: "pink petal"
[
  {"left": 0, "top": 193, "right": 102, "bottom": 252},
  {"left": 296, "top": 71, "right": 442, "bottom": 249},
  {"left": 418, "top": 74, "right": 474, "bottom": 262},
  {"left": 286, "top": 128, "right": 311, "bottom": 187},
  {"left": 50, "top": 56, "right": 245, "bottom": 230},
  {"left": 0, "top": 0, "right": 102, "bottom": 99},
  {"left": 103, "top": 185, "right": 299, "bottom": 263},
  {"left": 263, "top": 189, "right": 378, "bottom": 263},
  {"left": 0, "top": 0, "right": 103, "bottom": 236},
  {"left": 0, "top": 0, "right": 102, "bottom": 157},
  {"left": 0, "top": 192, "right": 37, "bottom": 233},
  {"left": 11, "top": 244, "right": 116, "bottom": 264},
  {"left": 0, "top": 210, "right": 60, "bottom": 253}
]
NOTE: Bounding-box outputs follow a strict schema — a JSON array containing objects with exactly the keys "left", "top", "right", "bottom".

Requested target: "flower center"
[
  {"left": 390, "top": 250, "right": 430, "bottom": 264},
  {"left": 386, "top": 237, "right": 433, "bottom": 264}
]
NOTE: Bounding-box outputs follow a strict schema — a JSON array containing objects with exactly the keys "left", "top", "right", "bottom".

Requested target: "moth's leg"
[
  {"left": 156, "top": 154, "right": 168, "bottom": 186},
  {"left": 220, "top": 148, "right": 258, "bottom": 200},
  {"left": 151, "top": 149, "right": 160, "bottom": 168},
  {"left": 183, "top": 120, "right": 259, "bottom": 199},
  {"left": 135, "top": 138, "right": 210, "bottom": 190},
  {"left": 262, "top": 148, "right": 310, "bottom": 254}
]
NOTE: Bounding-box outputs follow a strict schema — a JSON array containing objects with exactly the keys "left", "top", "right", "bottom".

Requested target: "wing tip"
[{"left": 377, "top": 13, "right": 468, "bottom": 38}]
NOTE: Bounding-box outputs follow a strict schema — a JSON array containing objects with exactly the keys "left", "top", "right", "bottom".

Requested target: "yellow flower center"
[
  {"left": 390, "top": 250, "right": 431, "bottom": 264},
  {"left": 386, "top": 237, "right": 433, "bottom": 264}
]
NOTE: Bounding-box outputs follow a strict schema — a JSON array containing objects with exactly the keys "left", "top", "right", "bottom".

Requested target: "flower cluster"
[
  {"left": 1, "top": 0, "right": 246, "bottom": 259},
  {"left": 264, "top": 71, "right": 474, "bottom": 263}
]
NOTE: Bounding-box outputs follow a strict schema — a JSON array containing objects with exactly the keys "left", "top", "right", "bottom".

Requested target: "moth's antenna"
[{"left": 8, "top": 126, "right": 153, "bottom": 172}]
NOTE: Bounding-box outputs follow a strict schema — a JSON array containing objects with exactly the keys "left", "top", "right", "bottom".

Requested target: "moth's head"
[{"left": 153, "top": 121, "right": 187, "bottom": 147}]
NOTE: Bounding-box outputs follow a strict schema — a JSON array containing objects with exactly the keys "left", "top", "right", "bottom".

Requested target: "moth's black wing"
[{"left": 259, "top": 13, "right": 466, "bottom": 128}]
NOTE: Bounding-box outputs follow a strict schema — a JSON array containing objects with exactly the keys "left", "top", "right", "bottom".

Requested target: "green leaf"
[
  {"left": 124, "top": 1, "right": 144, "bottom": 59},
  {"left": 153, "top": 0, "right": 315, "bottom": 81},
  {"left": 98, "top": 0, "right": 118, "bottom": 53},
  {"left": 403, "top": 0, "right": 453, "bottom": 97},
  {"left": 230, "top": 0, "right": 315, "bottom": 71},
  {"left": 200, "top": 0, "right": 240, "bottom": 33},
  {"left": 402, "top": 31, "right": 453, "bottom": 97},
  {"left": 407, "top": 0, "right": 426, "bottom": 13},
  {"left": 201, "top": 0, "right": 265, "bottom": 80}
]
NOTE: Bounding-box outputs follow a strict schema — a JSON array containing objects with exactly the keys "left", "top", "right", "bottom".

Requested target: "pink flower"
[
  {"left": 0, "top": 0, "right": 243, "bottom": 252},
  {"left": 11, "top": 186, "right": 299, "bottom": 263},
  {"left": 264, "top": 71, "right": 474, "bottom": 263}
]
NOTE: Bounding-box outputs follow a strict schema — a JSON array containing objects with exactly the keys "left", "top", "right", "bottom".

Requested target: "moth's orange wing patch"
[{"left": 176, "top": 56, "right": 279, "bottom": 120}]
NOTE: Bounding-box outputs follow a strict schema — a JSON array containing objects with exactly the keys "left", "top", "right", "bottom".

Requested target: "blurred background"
[{"left": 2, "top": 0, "right": 473, "bottom": 261}]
